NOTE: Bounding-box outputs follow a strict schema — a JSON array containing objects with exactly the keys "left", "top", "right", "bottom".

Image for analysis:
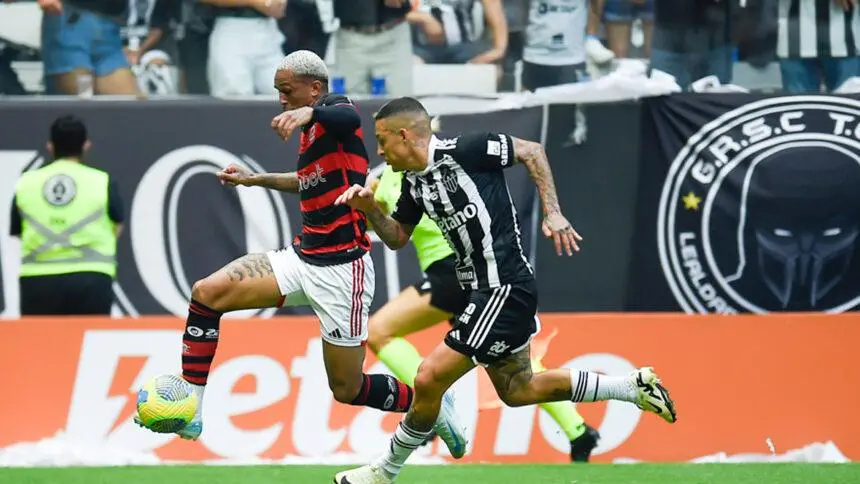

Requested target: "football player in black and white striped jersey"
[{"left": 333, "top": 97, "right": 677, "bottom": 484}]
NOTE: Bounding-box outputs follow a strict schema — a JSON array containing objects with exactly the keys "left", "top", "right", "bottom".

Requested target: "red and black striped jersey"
[{"left": 293, "top": 94, "right": 371, "bottom": 266}]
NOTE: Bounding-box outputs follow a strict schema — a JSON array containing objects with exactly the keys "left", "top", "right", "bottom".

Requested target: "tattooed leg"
[
  {"left": 190, "top": 253, "right": 283, "bottom": 312},
  {"left": 486, "top": 345, "right": 573, "bottom": 407}
]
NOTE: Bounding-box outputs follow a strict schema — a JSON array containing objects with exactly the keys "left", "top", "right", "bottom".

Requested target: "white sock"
[
  {"left": 569, "top": 369, "right": 636, "bottom": 403},
  {"left": 375, "top": 421, "right": 431, "bottom": 478},
  {"left": 190, "top": 383, "right": 205, "bottom": 420}
]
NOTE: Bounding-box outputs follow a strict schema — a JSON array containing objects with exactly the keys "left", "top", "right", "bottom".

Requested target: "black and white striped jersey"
[
  {"left": 392, "top": 133, "right": 534, "bottom": 290},
  {"left": 778, "top": 0, "right": 860, "bottom": 59}
]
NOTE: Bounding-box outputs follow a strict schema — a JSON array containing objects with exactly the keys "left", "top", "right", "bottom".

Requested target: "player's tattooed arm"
[
  {"left": 249, "top": 172, "right": 300, "bottom": 193},
  {"left": 512, "top": 137, "right": 562, "bottom": 216},
  {"left": 363, "top": 202, "right": 414, "bottom": 250}
]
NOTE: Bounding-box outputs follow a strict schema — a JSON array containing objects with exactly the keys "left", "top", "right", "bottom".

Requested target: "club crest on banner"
[{"left": 658, "top": 96, "right": 860, "bottom": 314}]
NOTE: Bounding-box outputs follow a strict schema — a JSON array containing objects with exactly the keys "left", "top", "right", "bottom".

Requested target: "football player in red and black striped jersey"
[{"left": 134, "top": 50, "right": 467, "bottom": 458}]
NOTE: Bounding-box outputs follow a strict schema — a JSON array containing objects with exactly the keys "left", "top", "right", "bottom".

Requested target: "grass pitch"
[{"left": 0, "top": 464, "right": 857, "bottom": 484}]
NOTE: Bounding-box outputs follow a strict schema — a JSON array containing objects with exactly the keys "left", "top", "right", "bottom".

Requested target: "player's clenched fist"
[
  {"left": 335, "top": 184, "right": 376, "bottom": 212},
  {"left": 271, "top": 106, "right": 314, "bottom": 140},
  {"left": 216, "top": 163, "right": 256, "bottom": 186}
]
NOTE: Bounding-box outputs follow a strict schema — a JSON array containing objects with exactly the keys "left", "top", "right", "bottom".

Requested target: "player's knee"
[
  {"left": 328, "top": 376, "right": 362, "bottom": 404},
  {"left": 413, "top": 362, "right": 445, "bottom": 399},
  {"left": 191, "top": 275, "right": 230, "bottom": 311}
]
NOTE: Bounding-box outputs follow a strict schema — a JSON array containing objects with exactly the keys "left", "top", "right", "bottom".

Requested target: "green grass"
[{"left": 1, "top": 464, "right": 858, "bottom": 484}]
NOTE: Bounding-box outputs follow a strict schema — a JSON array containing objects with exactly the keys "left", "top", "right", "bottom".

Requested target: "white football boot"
[
  {"left": 433, "top": 391, "right": 468, "bottom": 458},
  {"left": 333, "top": 465, "right": 394, "bottom": 484},
  {"left": 630, "top": 367, "right": 677, "bottom": 423}
]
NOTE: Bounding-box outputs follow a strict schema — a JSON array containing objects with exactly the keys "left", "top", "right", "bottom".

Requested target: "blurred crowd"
[{"left": 0, "top": 0, "right": 858, "bottom": 97}]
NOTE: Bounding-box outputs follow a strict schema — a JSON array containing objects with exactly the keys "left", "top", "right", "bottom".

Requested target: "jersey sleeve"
[
  {"left": 312, "top": 94, "right": 361, "bottom": 138},
  {"left": 390, "top": 177, "right": 424, "bottom": 226},
  {"left": 455, "top": 132, "right": 516, "bottom": 172}
]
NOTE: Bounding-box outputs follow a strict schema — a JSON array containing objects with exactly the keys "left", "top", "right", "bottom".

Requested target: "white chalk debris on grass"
[
  {"left": 0, "top": 432, "right": 447, "bottom": 468},
  {"left": 613, "top": 441, "right": 850, "bottom": 464}
]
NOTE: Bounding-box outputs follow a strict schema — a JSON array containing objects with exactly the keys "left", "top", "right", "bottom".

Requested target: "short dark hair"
[
  {"left": 374, "top": 97, "right": 429, "bottom": 121},
  {"left": 50, "top": 115, "right": 88, "bottom": 159}
]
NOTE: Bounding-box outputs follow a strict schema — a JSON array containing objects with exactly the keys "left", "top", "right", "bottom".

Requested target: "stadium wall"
[{"left": 0, "top": 313, "right": 857, "bottom": 463}]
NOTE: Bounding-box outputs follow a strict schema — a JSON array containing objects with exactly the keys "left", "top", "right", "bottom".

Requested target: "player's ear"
[{"left": 398, "top": 128, "right": 410, "bottom": 142}]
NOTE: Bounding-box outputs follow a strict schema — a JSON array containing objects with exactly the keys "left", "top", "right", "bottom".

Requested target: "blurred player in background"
[
  {"left": 135, "top": 51, "right": 466, "bottom": 459},
  {"left": 335, "top": 97, "right": 676, "bottom": 483},
  {"left": 368, "top": 164, "right": 601, "bottom": 462}
]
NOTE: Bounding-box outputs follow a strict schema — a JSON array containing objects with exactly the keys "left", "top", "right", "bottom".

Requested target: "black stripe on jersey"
[
  {"left": 816, "top": 0, "right": 831, "bottom": 57},
  {"left": 303, "top": 204, "right": 352, "bottom": 227},
  {"left": 787, "top": 0, "right": 801, "bottom": 58},
  {"left": 301, "top": 132, "right": 367, "bottom": 167},
  {"left": 845, "top": 8, "right": 857, "bottom": 57},
  {"left": 301, "top": 218, "right": 367, "bottom": 248}
]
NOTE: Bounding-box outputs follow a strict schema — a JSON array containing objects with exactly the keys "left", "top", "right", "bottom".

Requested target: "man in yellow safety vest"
[{"left": 10, "top": 115, "right": 124, "bottom": 315}]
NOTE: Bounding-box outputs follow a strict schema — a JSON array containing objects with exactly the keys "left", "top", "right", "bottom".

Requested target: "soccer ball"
[{"left": 136, "top": 374, "right": 198, "bottom": 433}]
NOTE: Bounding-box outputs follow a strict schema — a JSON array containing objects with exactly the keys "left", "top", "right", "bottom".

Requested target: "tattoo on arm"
[
  {"left": 223, "top": 253, "right": 275, "bottom": 282},
  {"left": 487, "top": 348, "right": 534, "bottom": 400},
  {"left": 251, "top": 172, "right": 300, "bottom": 193},
  {"left": 365, "top": 203, "right": 411, "bottom": 250},
  {"left": 513, "top": 137, "right": 562, "bottom": 216}
]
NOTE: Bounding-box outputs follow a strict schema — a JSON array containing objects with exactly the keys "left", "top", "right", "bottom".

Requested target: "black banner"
[
  {"left": 627, "top": 94, "right": 860, "bottom": 313},
  {"left": 536, "top": 102, "right": 643, "bottom": 311},
  {"left": 0, "top": 99, "right": 541, "bottom": 317}
]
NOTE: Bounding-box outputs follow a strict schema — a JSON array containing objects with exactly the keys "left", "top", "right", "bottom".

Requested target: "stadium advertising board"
[{"left": 1, "top": 313, "right": 857, "bottom": 463}]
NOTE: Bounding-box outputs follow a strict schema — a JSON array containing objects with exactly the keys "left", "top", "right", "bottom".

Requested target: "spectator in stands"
[
  {"left": 331, "top": 0, "right": 417, "bottom": 95},
  {"left": 777, "top": 0, "right": 860, "bottom": 93},
  {"left": 650, "top": 0, "right": 732, "bottom": 89},
  {"left": 201, "top": 0, "right": 286, "bottom": 96},
  {"left": 39, "top": 0, "right": 141, "bottom": 95},
  {"left": 499, "top": 0, "right": 527, "bottom": 91},
  {"left": 175, "top": 1, "right": 214, "bottom": 94},
  {"left": 122, "top": 0, "right": 182, "bottom": 96},
  {"left": 280, "top": 0, "right": 329, "bottom": 58},
  {"left": 585, "top": 0, "right": 617, "bottom": 64},
  {"left": 602, "top": 0, "right": 653, "bottom": 58},
  {"left": 11, "top": 115, "right": 123, "bottom": 315},
  {"left": 411, "top": 0, "right": 508, "bottom": 69},
  {"left": 522, "top": 0, "right": 590, "bottom": 90}
]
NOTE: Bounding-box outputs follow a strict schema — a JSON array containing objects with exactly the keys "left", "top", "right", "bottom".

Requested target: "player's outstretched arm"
[
  {"left": 512, "top": 137, "right": 582, "bottom": 255},
  {"left": 335, "top": 184, "right": 414, "bottom": 250},
  {"left": 216, "top": 164, "right": 300, "bottom": 193},
  {"left": 512, "top": 137, "right": 562, "bottom": 216}
]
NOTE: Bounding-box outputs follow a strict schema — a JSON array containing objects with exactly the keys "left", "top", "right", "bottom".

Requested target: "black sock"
[
  {"left": 350, "top": 374, "right": 413, "bottom": 412},
  {"left": 181, "top": 299, "right": 222, "bottom": 385}
]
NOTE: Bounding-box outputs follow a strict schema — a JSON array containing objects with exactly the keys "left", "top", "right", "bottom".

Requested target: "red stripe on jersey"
[
  {"left": 298, "top": 151, "right": 368, "bottom": 177},
  {"left": 299, "top": 122, "right": 328, "bottom": 155},
  {"left": 300, "top": 239, "right": 362, "bottom": 255},
  {"left": 300, "top": 184, "right": 348, "bottom": 213},
  {"left": 303, "top": 213, "right": 355, "bottom": 235}
]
